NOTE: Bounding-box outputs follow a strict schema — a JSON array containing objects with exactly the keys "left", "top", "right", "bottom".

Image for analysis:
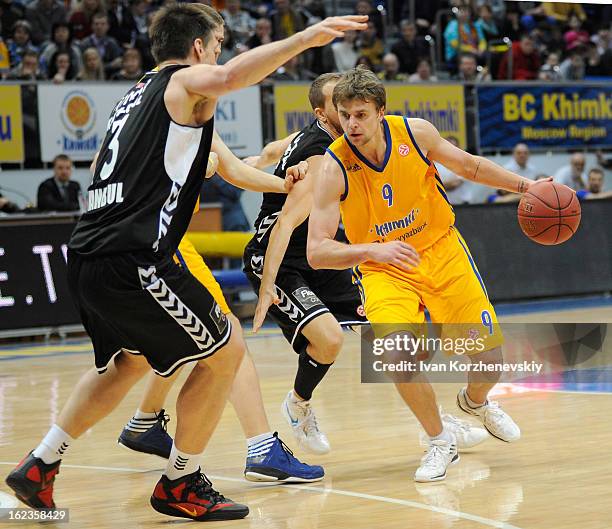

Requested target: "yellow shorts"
[
  {"left": 174, "top": 237, "right": 231, "bottom": 315},
  {"left": 356, "top": 227, "right": 502, "bottom": 352}
]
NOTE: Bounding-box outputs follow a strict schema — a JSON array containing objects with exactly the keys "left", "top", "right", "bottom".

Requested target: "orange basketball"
[{"left": 517, "top": 180, "right": 581, "bottom": 245}]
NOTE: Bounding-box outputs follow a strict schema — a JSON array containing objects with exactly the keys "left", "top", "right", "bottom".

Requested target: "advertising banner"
[
  {"left": 477, "top": 84, "right": 612, "bottom": 150},
  {"left": 0, "top": 86, "right": 24, "bottom": 162}
]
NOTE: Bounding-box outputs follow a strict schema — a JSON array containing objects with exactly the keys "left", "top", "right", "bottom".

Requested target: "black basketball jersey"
[
  {"left": 69, "top": 65, "right": 213, "bottom": 257},
  {"left": 251, "top": 119, "right": 333, "bottom": 259}
]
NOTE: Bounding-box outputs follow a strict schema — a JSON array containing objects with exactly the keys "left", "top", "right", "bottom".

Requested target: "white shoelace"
[
  {"left": 441, "top": 413, "right": 472, "bottom": 433},
  {"left": 420, "top": 444, "right": 449, "bottom": 470},
  {"left": 483, "top": 401, "right": 507, "bottom": 427},
  {"left": 291, "top": 401, "right": 321, "bottom": 434}
]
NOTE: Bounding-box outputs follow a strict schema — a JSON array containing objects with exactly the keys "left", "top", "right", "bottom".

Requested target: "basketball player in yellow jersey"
[{"left": 308, "top": 67, "right": 532, "bottom": 483}]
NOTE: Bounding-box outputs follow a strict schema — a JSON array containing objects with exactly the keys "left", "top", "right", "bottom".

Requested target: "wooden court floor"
[{"left": 1, "top": 305, "right": 611, "bottom": 529}]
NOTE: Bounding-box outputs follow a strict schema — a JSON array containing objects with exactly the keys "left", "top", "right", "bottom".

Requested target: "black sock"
[{"left": 293, "top": 351, "right": 333, "bottom": 401}]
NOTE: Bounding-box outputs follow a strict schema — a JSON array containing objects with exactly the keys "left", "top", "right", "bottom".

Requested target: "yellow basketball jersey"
[{"left": 328, "top": 115, "right": 455, "bottom": 275}]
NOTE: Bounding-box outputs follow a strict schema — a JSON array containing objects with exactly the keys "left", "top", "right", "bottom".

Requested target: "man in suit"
[{"left": 37, "top": 154, "right": 81, "bottom": 212}]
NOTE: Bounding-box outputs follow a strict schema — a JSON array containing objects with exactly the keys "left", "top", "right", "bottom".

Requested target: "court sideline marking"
[{"left": 0, "top": 461, "right": 522, "bottom": 529}]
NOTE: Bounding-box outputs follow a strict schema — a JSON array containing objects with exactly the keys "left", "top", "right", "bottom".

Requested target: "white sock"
[
  {"left": 247, "top": 432, "right": 275, "bottom": 458},
  {"left": 429, "top": 425, "right": 454, "bottom": 444},
  {"left": 125, "top": 408, "right": 159, "bottom": 433},
  {"left": 290, "top": 390, "right": 307, "bottom": 405},
  {"left": 464, "top": 388, "right": 486, "bottom": 408},
  {"left": 165, "top": 443, "right": 201, "bottom": 481},
  {"left": 32, "top": 425, "right": 74, "bottom": 464}
]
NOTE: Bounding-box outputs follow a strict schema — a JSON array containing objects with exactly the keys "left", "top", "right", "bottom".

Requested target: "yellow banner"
[
  {"left": 0, "top": 86, "right": 24, "bottom": 163},
  {"left": 274, "top": 83, "right": 466, "bottom": 149}
]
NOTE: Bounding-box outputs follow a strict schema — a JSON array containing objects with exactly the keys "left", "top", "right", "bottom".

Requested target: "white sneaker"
[
  {"left": 456, "top": 388, "right": 521, "bottom": 442},
  {"left": 419, "top": 407, "right": 488, "bottom": 450},
  {"left": 414, "top": 437, "right": 459, "bottom": 483},
  {"left": 281, "top": 391, "right": 330, "bottom": 455}
]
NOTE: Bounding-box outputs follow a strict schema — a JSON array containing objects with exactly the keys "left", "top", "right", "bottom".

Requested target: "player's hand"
[
  {"left": 300, "top": 15, "right": 368, "bottom": 48},
  {"left": 367, "top": 241, "right": 420, "bottom": 271},
  {"left": 522, "top": 176, "right": 552, "bottom": 193},
  {"left": 253, "top": 286, "right": 280, "bottom": 333},
  {"left": 243, "top": 155, "right": 261, "bottom": 168},
  {"left": 205, "top": 152, "right": 219, "bottom": 178},
  {"left": 284, "top": 160, "right": 308, "bottom": 192}
]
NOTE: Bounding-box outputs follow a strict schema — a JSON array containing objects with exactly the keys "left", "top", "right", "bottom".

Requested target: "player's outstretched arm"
[
  {"left": 253, "top": 162, "right": 318, "bottom": 332},
  {"left": 243, "top": 132, "right": 299, "bottom": 169},
  {"left": 176, "top": 16, "right": 367, "bottom": 99},
  {"left": 212, "top": 131, "right": 295, "bottom": 193},
  {"left": 410, "top": 118, "right": 534, "bottom": 194}
]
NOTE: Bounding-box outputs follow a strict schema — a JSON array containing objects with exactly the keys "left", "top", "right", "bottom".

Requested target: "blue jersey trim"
[
  {"left": 326, "top": 148, "right": 349, "bottom": 201},
  {"left": 403, "top": 117, "right": 430, "bottom": 166}
]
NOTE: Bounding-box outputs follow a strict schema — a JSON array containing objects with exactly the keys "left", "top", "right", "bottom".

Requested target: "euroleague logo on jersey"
[{"left": 398, "top": 144, "right": 410, "bottom": 157}]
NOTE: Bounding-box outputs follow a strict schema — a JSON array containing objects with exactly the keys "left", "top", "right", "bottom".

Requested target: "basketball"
[{"left": 517, "top": 181, "right": 581, "bottom": 245}]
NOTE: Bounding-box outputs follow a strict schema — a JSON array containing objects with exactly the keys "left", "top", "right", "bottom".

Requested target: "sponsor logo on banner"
[
  {"left": 38, "top": 84, "right": 129, "bottom": 162},
  {"left": 274, "top": 83, "right": 467, "bottom": 149},
  {"left": 214, "top": 86, "right": 262, "bottom": 156},
  {"left": 60, "top": 90, "right": 98, "bottom": 153},
  {"left": 0, "top": 86, "right": 24, "bottom": 163},
  {"left": 477, "top": 84, "right": 612, "bottom": 150}
]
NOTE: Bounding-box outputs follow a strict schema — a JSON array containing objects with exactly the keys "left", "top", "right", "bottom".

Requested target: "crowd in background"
[{"left": 1, "top": 0, "right": 612, "bottom": 82}]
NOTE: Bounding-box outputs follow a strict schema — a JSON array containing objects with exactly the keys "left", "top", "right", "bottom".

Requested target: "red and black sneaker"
[
  {"left": 5, "top": 452, "right": 61, "bottom": 509},
  {"left": 150, "top": 469, "right": 249, "bottom": 521}
]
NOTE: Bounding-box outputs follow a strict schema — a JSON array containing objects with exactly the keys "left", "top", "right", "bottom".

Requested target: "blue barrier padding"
[{"left": 212, "top": 269, "right": 250, "bottom": 288}]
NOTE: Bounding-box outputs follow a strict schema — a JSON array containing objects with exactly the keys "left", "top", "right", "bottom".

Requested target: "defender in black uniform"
[
  {"left": 5, "top": 5, "right": 368, "bottom": 521},
  {"left": 244, "top": 74, "right": 367, "bottom": 455}
]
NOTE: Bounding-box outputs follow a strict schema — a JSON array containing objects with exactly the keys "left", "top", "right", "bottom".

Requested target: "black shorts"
[
  {"left": 243, "top": 246, "right": 367, "bottom": 354},
  {"left": 67, "top": 249, "right": 231, "bottom": 377}
]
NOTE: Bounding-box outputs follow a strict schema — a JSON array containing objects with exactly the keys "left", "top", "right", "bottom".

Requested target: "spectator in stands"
[
  {"left": 106, "top": 0, "right": 126, "bottom": 44},
  {"left": 1, "top": 0, "right": 25, "bottom": 41},
  {"left": 504, "top": 143, "right": 539, "bottom": 179},
  {"left": 541, "top": 2, "right": 586, "bottom": 26},
  {"left": 592, "top": 28, "right": 612, "bottom": 56},
  {"left": 378, "top": 53, "right": 407, "bottom": 82},
  {"left": 355, "top": 0, "right": 383, "bottom": 38},
  {"left": 110, "top": 46, "right": 142, "bottom": 80},
  {"left": 0, "top": 192, "right": 20, "bottom": 214},
  {"left": 26, "top": 0, "right": 67, "bottom": 46},
  {"left": 269, "top": 0, "right": 306, "bottom": 41},
  {"left": 244, "top": 17, "right": 271, "bottom": 49},
  {"left": 391, "top": 20, "right": 428, "bottom": 75},
  {"left": 0, "top": 25, "right": 8, "bottom": 72},
  {"left": 356, "top": 20, "right": 383, "bottom": 69},
  {"left": 271, "top": 55, "right": 315, "bottom": 81},
  {"left": 444, "top": 4, "right": 486, "bottom": 67},
  {"left": 475, "top": 4, "right": 499, "bottom": 43},
  {"left": 48, "top": 49, "right": 77, "bottom": 82},
  {"left": 77, "top": 46, "right": 105, "bottom": 80},
  {"left": 559, "top": 49, "right": 585, "bottom": 80},
  {"left": 68, "top": 0, "right": 105, "bottom": 41},
  {"left": 576, "top": 168, "right": 612, "bottom": 200},
  {"left": 119, "top": 0, "right": 148, "bottom": 47},
  {"left": 37, "top": 154, "right": 81, "bottom": 212},
  {"left": 408, "top": 58, "right": 437, "bottom": 82},
  {"left": 538, "top": 52, "right": 562, "bottom": 81},
  {"left": 554, "top": 153, "right": 587, "bottom": 191},
  {"left": 585, "top": 42, "right": 612, "bottom": 77},
  {"left": 80, "top": 12, "right": 123, "bottom": 76},
  {"left": 498, "top": 34, "right": 541, "bottom": 80},
  {"left": 39, "top": 22, "right": 82, "bottom": 77},
  {"left": 596, "top": 150, "right": 612, "bottom": 169},
  {"left": 500, "top": 9, "right": 521, "bottom": 42},
  {"left": 355, "top": 54, "right": 375, "bottom": 72},
  {"left": 7, "top": 20, "right": 37, "bottom": 68},
  {"left": 5, "top": 48, "right": 44, "bottom": 79},
  {"left": 437, "top": 136, "right": 473, "bottom": 205},
  {"left": 564, "top": 14, "right": 590, "bottom": 53},
  {"left": 455, "top": 52, "right": 490, "bottom": 81},
  {"left": 222, "top": 0, "right": 255, "bottom": 45},
  {"left": 520, "top": 4, "right": 557, "bottom": 32},
  {"left": 331, "top": 29, "right": 358, "bottom": 73},
  {"left": 474, "top": 0, "right": 505, "bottom": 23}
]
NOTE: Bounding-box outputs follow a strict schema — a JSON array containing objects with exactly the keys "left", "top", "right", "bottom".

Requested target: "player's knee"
[
  {"left": 314, "top": 325, "right": 344, "bottom": 363},
  {"left": 197, "top": 325, "right": 245, "bottom": 377}
]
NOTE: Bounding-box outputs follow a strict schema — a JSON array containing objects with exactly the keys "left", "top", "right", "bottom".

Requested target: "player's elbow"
[{"left": 306, "top": 241, "right": 324, "bottom": 270}]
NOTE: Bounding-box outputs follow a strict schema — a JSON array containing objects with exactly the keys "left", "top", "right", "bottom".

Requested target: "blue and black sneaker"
[
  {"left": 118, "top": 409, "right": 172, "bottom": 459},
  {"left": 244, "top": 433, "right": 324, "bottom": 483}
]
